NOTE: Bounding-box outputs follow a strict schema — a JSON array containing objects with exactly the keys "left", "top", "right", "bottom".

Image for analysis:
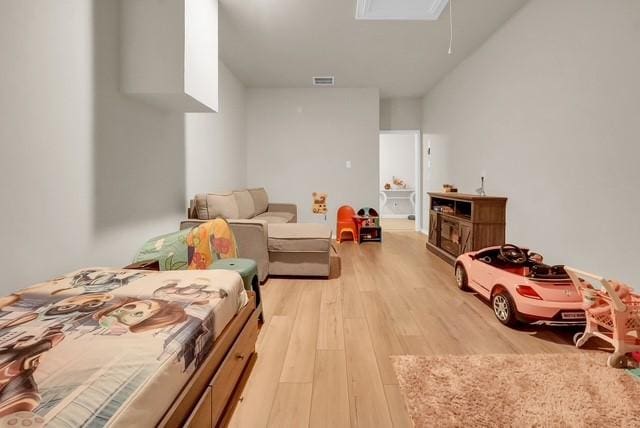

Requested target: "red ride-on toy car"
[{"left": 455, "top": 244, "right": 585, "bottom": 327}]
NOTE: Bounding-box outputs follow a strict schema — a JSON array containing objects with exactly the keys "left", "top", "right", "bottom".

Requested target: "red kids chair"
[{"left": 337, "top": 205, "right": 358, "bottom": 243}]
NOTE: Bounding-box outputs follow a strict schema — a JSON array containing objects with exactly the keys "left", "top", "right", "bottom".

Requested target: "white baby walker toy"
[{"left": 565, "top": 266, "right": 640, "bottom": 368}]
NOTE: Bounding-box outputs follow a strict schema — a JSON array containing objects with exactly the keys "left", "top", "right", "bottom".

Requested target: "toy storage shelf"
[
  {"left": 426, "top": 192, "right": 507, "bottom": 265},
  {"left": 359, "top": 226, "right": 382, "bottom": 243},
  {"left": 355, "top": 207, "right": 382, "bottom": 243}
]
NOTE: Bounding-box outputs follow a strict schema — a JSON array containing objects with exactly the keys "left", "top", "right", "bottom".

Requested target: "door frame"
[{"left": 379, "top": 130, "right": 423, "bottom": 231}]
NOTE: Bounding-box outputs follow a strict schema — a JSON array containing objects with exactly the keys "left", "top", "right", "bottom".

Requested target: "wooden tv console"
[{"left": 426, "top": 192, "right": 507, "bottom": 265}]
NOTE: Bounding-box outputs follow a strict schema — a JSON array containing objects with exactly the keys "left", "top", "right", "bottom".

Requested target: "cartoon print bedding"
[{"left": 0, "top": 268, "right": 248, "bottom": 427}]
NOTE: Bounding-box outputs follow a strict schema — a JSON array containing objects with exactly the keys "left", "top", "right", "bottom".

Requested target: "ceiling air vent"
[{"left": 313, "top": 76, "right": 335, "bottom": 86}]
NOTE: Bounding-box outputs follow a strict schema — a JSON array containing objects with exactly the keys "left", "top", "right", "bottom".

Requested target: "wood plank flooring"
[
  {"left": 229, "top": 231, "right": 579, "bottom": 427},
  {"left": 380, "top": 219, "right": 415, "bottom": 231}
]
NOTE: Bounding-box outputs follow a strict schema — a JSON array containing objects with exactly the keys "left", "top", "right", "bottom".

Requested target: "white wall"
[
  {"left": 380, "top": 97, "right": 422, "bottom": 131},
  {"left": 186, "top": 62, "right": 246, "bottom": 195},
  {"left": 422, "top": 0, "right": 640, "bottom": 285},
  {"left": 379, "top": 133, "right": 415, "bottom": 216},
  {"left": 421, "top": 133, "right": 451, "bottom": 231},
  {"left": 0, "top": 1, "right": 246, "bottom": 291},
  {"left": 246, "top": 88, "right": 380, "bottom": 230}
]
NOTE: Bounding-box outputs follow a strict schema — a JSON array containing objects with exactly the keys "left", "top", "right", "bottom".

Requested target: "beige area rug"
[{"left": 391, "top": 353, "right": 640, "bottom": 427}]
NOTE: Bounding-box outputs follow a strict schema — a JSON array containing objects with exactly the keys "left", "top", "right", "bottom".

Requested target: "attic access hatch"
[{"left": 355, "top": 0, "right": 449, "bottom": 21}]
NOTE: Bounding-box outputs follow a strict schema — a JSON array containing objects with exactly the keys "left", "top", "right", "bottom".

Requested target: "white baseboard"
[
  {"left": 381, "top": 214, "right": 413, "bottom": 219},
  {"left": 419, "top": 229, "right": 429, "bottom": 236}
]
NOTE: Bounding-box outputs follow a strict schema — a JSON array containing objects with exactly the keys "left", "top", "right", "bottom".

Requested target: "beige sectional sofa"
[
  {"left": 182, "top": 188, "right": 333, "bottom": 281},
  {"left": 181, "top": 188, "right": 298, "bottom": 282}
]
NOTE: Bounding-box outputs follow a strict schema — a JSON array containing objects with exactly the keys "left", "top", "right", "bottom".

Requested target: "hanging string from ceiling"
[{"left": 448, "top": 0, "right": 454, "bottom": 55}]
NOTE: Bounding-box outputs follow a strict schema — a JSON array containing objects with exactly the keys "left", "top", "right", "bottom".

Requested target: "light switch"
[{"left": 346, "top": 160, "right": 352, "bottom": 169}]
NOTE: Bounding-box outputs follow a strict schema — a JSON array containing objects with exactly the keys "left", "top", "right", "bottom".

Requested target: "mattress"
[{"left": 0, "top": 267, "right": 248, "bottom": 427}]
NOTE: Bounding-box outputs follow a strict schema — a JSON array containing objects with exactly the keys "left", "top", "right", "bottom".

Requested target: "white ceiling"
[{"left": 219, "top": 0, "right": 529, "bottom": 98}]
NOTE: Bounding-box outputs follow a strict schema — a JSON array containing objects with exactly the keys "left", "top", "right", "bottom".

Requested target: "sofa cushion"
[
  {"left": 233, "top": 190, "right": 256, "bottom": 219},
  {"left": 268, "top": 223, "right": 332, "bottom": 253},
  {"left": 253, "top": 214, "right": 289, "bottom": 224},
  {"left": 248, "top": 188, "right": 269, "bottom": 216},
  {"left": 195, "top": 193, "right": 239, "bottom": 220},
  {"left": 255, "top": 211, "right": 295, "bottom": 224}
]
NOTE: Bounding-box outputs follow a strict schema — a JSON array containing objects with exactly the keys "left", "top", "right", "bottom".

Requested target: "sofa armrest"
[
  {"left": 228, "top": 219, "right": 269, "bottom": 283},
  {"left": 179, "top": 219, "right": 269, "bottom": 282},
  {"left": 267, "top": 203, "right": 298, "bottom": 223}
]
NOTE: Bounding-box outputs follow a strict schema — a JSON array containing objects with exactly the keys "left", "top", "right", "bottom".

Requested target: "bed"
[{"left": 0, "top": 267, "right": 258, "bottom": 427}]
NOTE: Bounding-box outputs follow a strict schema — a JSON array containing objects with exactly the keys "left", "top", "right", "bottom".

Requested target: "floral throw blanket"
[{"left": 133, "top": 219, "right": 239, "bottom": 271}]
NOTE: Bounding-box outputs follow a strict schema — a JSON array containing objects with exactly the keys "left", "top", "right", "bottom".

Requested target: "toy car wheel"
[
  {"left": 607, "top": 353, "right": 628, "bottom": 369},
  {"left": 454, "top": 264, "right": 469, "bottom": 291},
  {"left": 491, "top": 290, "right": 519, "bottom": 327}
]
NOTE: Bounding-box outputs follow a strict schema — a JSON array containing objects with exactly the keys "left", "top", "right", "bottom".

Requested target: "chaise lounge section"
[{"left": 268, "top": 223, "right": 332, "bottom": 278}]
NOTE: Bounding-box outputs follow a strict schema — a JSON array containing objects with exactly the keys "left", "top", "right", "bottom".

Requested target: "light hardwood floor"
[
  {"left": 230, "top": 231, "right": 579, "bottom": 427},
  {"left": 380, "top": 218, "right": 415, "bottom": 231}
]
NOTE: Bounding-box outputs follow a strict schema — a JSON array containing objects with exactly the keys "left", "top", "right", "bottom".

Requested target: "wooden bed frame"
[{"left": 158, "top": 292, "right": 258, "bottom": 427}]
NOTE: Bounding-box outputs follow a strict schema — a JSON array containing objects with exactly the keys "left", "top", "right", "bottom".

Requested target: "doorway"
[{"left": 379, "top": 130, "right": 422, "bottom": 232}]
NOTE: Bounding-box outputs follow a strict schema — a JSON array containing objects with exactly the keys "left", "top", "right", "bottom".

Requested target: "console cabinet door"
[
  {"left": 428, "top": 212, "right": 439, "bottom": 245},
  {"left": 459, "top": 222, "right": 473, "bottom": 254},
  {"left": 439, "top": 218, "right": 460, "bottom": 256}
]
